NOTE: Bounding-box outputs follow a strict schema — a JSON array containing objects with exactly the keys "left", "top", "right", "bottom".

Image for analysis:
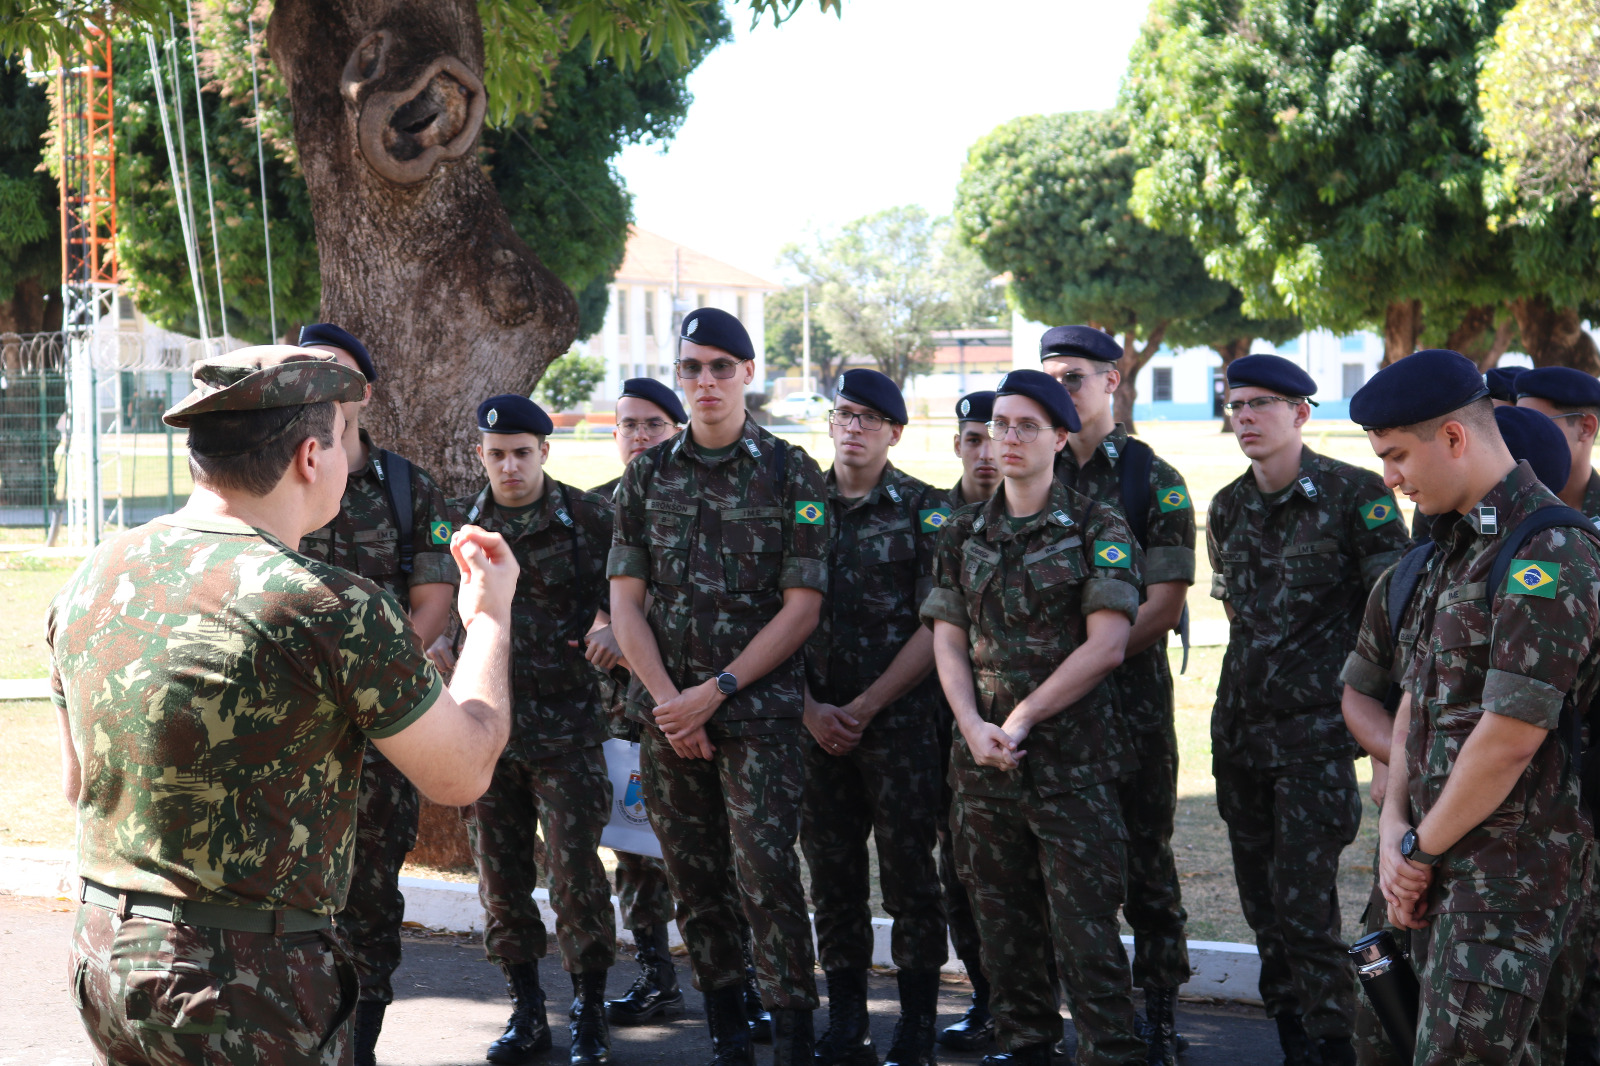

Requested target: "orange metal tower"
[{"left": 58, "top": 25, "right": 119, "bottom": 304}]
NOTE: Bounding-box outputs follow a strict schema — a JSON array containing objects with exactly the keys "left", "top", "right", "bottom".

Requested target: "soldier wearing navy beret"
[
  {"left": 950, "top": 391, "right": 999, "bottom": 508},
  {"left": 1210, "top": 354, "right": 1408, "bottom": 1065},
  {"left": 1516, "top": 367, "right": 1600, "bottom": 520},
  {"left": 800, "top": 369, "right": 950, "bottom": 1066},
  {"left": 1351, "top": 349, "right": 1600, "bottom": 1065},
  {"left": 1485, "top": 365, "right": 1526, "bottom": 406},
  {"left": 451, "top": 392, "right": 621, "bottom": 1066},
  {"left": 1040, "top": 326, "right": 1195, "bottom": 1059},
  {"left": 923, "top": 367, "right": 1149, "bottom": 1065},
  {"left": 294, "top": 324, "right": 459, "bottom": 1065}
]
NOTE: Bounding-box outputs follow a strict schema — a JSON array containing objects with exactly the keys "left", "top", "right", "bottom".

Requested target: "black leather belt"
[{"left": 80, "top": 879, "right": 332, "bottom": 935}]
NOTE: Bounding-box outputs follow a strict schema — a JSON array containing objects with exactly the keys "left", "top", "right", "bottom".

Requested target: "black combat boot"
[
  {"left": 569, "top": 971, "right": 612, "bottom": 1066},
  {"left": 980, "top": 1042, "right": 1052, "bottom": 1066},
  {"left": 773, "top": 1007, "right": 818, "bottom": 1066},
  {"left": 814, "top": 968, "right": 876, "bottom": 1066},
  {"left": 1141, "top": 987, "right": 1177, "bottom": 1066},
  {"left": 607, "top": 924, "right": 686, "bottom": 1025},
  {"left": 1274, "top": 1014, "right": 1316, "bottom": 1066},
  {"left": 742, "top": 931, "right": 773, "bottom": 1043},
  {"left": 705, "top": 983, "right": 755, "bottom": 1066},
  {"left": 352, "top": 1001, "right": 385, "bottom": 1066},
  {"left": 488, "top": 962, "right": 553, "bottom": 1064},
  {"left": 1314, "top": 1035, "right": 1356, "bottom": 1066},
  {"left": 939, "top": 966, "right": 995, "bottom": 1051},
  {"left": 883, "top": 969, "right": 940, "bottom": 1066}
]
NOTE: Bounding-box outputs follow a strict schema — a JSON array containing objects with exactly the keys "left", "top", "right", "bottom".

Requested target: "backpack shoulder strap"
[
  {"left": 1388, "top": 541, "right": 1435, "bottom": 639},
  {"left": 374, "top": 448, "right": 415, "bottom": 575},
  {"left": 1487, "top": 505, "right": 1600, "bottom": 610},
  {"left": 1117, "top": 437, "right": 1154, "bottom": 549}
]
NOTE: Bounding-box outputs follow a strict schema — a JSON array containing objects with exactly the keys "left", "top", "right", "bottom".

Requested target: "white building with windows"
[{"left": 577, "top": 229, "right": 781, "bottom": 407}]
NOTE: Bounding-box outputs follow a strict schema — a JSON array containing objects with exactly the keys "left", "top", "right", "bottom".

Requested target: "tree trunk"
[
  {"left": 1444, "top": 305, "right": 1521, "bottom": 370},
  {"left": 1508, "top": 296, "right": 1600, "bottom": 373},
  {"left": 267, "top": 0, "right": 579, "bottom": 498},
  {"left": 268, "top": 0, "right": 578, "bottom": 865},
  {"left": 1382, "top": 299, "right": 1422, "bottom": 365},
  {"left": 1212, "top": 336, "right": 1253, "bottom": 433},
  {"left": 1111, "top": 320, "right": 1170, "bottom": 435}
]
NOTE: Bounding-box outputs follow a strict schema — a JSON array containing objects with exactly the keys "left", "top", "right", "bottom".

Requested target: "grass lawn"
[{"left": 0, "top": 554, "right": 82, "bottom": 679}]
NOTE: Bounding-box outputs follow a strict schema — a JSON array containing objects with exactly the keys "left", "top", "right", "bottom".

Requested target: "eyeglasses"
[
  {"left": 986, "top": 419, "right": 1048, "bottom": 443},
  {"left": 827, "top": 409, "right": 889, "bottom": 431},
  {"left": 1055, "top": 368, "right": 1111, "bottom": 393},
  {"left": 616, "top": 418, "right": 672, "bottom": 437},
  {"left": 675, "top": 358, "right": 741, "bottom": 380},
  {"left": 1221, "top": 396, "right": 1301, "bottom": 414}
]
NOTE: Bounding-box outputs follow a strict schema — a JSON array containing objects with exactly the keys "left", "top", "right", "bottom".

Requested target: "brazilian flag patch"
[
  {"left": 795, "top": 501, "right": 825, "bottom": 525},
  {"left": 1361, "top": 497, "right": 1400, "bottom": 529},
  {"left": 429, "top": 520, "right": 453, "bottom": 545},
  {"left": 919, "top": 507, "right": 951, "bottom": 532},
  {"left": 1093, "top": 541, "right": 1133, "bottom": 568},
  {"left": 1157, "top": 485, "right": 1190, "bottom": 512},
  {"left": 1506, "top": 560, "right": 1560, "bottom": 598}
]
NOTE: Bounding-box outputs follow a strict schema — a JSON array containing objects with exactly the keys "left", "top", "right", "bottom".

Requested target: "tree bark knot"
[{"left": 341, "top": 29, "right": 486, "bottom": 186}]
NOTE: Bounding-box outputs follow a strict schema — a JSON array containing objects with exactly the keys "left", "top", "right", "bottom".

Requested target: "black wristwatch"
[
  {"left": 1400, "top": 828, "right": 1441, "bottom": 866},
  {"left": 715, "top": 671, "right": 739, "bottom": 696}
]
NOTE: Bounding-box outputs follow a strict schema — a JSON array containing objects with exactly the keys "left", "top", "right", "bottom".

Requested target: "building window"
[
  {"left": 1342, "top": 363, "right": 1366, "bottom": 399},
  {"left": 1341, "top": 334, "right": 1365, "bottom": 353},
  {"left": 616, "top": 288, "right": 628, "bottom": 335},
  {"left": 643, "top": 290, "right": 655, "bottom": 337},
  {"left": 737, "top": 294, "right": 747, "bottom": 323},
  {"left": 1152, "top": 366, "right": 1173, "bottom": 403}
]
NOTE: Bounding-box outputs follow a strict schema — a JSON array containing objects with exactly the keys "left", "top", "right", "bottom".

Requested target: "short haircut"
[
  {"left": 1385, "top": 397, "right": 1497, "bottom": 442},
  {"left": 187, "top": 402, "right": 337, "bottom": 497}
]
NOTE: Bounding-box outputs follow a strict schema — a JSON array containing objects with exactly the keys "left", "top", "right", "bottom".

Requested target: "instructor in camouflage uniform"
[
  {"left": 1208, "top": 354, "right": 1408, "bottom": 1066},
  {"left": 609, "top": 307, "right": 829, "bottom": 1066},
  {"left": 1040, "top": 326, "right": 1193, "bottom": 1064},
  {"left": 802, "top": 369, "right": 949, "bottom": 1066},
  {"left": 1356, "top": 350, "right": 1600, "bottom": 1065},
  {"left": 49, "top": 347, "right": 514, "bottom": 1066},
  {"left": 293, "top": 323, "right": 459, "bottom": 1066},
  {"left": 453, "top": 394, "right": 618, "bottom": 1066},
  {"left": 922, "top": 369, "right": 1147, "bottom": 1066}
]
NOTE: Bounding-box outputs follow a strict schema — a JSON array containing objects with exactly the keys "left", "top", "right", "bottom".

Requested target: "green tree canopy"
[
  {"left": 781, "top": 205, "right": 1005, "bottom": 388},
  {"left": 763, "top": 285, "right": 841, "bottom": 389},
  {"left": 0, "top": 57, "right": 59, "bottom": 333},
  {"left": 535, "top": 350, "right": 606, "bottom": 412}
]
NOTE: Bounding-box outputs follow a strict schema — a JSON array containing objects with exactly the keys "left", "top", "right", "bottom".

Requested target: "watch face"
[
  {"left": 717, "top": 673, "right": 737, "bottom": 695},
  {"left": 1401, "top": 830, "right": 1416, "bottom": 857}
]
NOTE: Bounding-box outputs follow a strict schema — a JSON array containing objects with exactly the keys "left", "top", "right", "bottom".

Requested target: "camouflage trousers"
[
  {"left": 952, "top": 782, "right": 1144, "bottom": 1064},
  {"left": 70, "top": 903, "right": 355, "bottom": 1066},
  {"left": 462, "top": 745, "right": 617, "bottom": 972},
  {"left": 638, "top": 725, "right": 819, "bottom": 1009},
  {"left": 1115, "top": 720, "right": 1190, "bottom": 990},
  {"left": 800, "top": 723, "right": 948, "bottom": 973},
  {"left": 615, "top": 850, "right": 676, "bottom": 933},
  {"left": 937, "top": 714, "right": 982, "bottom": 968},
  {"left": 335, "top": 750, "right": 418, "bottom": 1004},
  {"left": 1215, "top": 756, "right": 1360, "bottom": 1039},
  {"left": 1536, "top": 842, "right": 1599, "bottom": 1066}
]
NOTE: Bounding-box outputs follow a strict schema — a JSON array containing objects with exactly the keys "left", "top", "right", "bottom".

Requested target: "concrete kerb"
[{"left": 0, "top": 846, "right": 1264, "bottom": 1006}]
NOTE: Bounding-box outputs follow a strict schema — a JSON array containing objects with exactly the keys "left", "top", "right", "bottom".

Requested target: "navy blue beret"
[
  {"left": 1225, "top": 353, "right": 1318, "bottom": 401},
  {"left": 1516, "top": 367, "right": 1600, "bottom": 409},
  {"left": 1040, "top": 325, "right": 1121, "bottom": 363},
  {"left": 478, "top": 394, "right": 553, "bottom": 436},
  {"left": 835, "top": 368, "right": 907, "bottom": 424},
  {"left": 955, "top": 390, "right": 995, "bottom": 424},
  {"left": 619, "top": 377, "right": 687, "bottom": 424},
  {"left": 1349, "top": 349, "right": 1488, "bottom": 430},
  {"left": 1484, "top": 366, "right": 1526, "bottom": 403},
  {"left": 680, "top": 307, "right": 755, "bottom": 361},
  {"left": 1495, "top": 406, "right": 1572, "bottom": 492},
  {"left": 299, "top": 323, "right": 375, "bottom": 382},
  {"left": 996, "top": 369, "right": 1080, "bottom": 432}
]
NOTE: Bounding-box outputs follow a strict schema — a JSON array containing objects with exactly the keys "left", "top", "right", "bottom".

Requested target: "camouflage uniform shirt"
[
  {"left": 296, "top": 429, "right": 458, "bottom": 605},
  {"left": 806, "top": 462, "right": 948, "bottom": 727},
  {"left": 1401, "top": 462, "right": 1600, "bottom": 913},
  {"left": 1054, "top": 425, "right": 1196, "bottom": 732},
  {"left": 920, "top": 477, "right": 1143, "bottom": 799},
  {"left": 1208, "top": 446, "right": 1409, "bottom": 767},
  {"left": 450, "top": 479, "right": 612, "bottom": 762},
  {"left": 607, "top": 417, "right": 830, "bottom": 735},
  {"left": 46, "top": 514, "right": 443, "bottom": 915}
]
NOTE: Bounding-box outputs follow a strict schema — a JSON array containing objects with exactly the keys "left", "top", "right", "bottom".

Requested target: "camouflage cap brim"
[{"left": 163, "top": 346, "right": 368, "bottom": 428}]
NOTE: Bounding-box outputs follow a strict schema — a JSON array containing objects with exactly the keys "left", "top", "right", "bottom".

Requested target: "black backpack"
[
  {"left": 1385, "top": 505, "right": 1600, "bottom": 817},
  {"left": 1117, "top": 437, "right": 1191, "bottom": 673},
  {"left": 370, "top": 448, "right": 415, "bottom": 575}
]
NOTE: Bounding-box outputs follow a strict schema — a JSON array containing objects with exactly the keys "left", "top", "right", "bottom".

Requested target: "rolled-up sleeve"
[
  {"left": 1339, "top": 651, "right": 1391, "bottom": 701},
  {"left": 781, "top": 556, "right": 828, "bottom": 592},
  {"left": 1082, "top": 577, "right": 1139, "bottom": 624},
  {"left": 607, "top": 545, "right": 648, "bottom": 580},
  {"left": 920, "top": 586, "right": 967, "bottom": 629},
  {"left": 1145, "top": 545, "right": 1195, "bottom": 586},
  {"left": 1482, "top": 669, "right": 1564, "bottom": 729}
]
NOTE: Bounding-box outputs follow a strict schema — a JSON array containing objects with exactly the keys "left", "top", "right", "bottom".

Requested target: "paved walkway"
[{"left": 0, "top": 894, "right": 1282, "bottom": 1065}]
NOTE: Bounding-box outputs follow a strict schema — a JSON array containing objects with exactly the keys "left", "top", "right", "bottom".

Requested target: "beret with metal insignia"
[
  {"left": 298, "top": 322, "right": 376, "bottom": 382},
  {"left": 1040, "top": 324, "right": 1121, "bottom": 363},
  {"left": 996, "top": 368, "right": 1081, "bottom": 432},
  {"left": 679, "top": 307, "right": 755, "bottom": 361},
  {"left": 836, "top": 368, "right": 907, "bottom": 424},
  {"left": 619, "top": 377, "right": 687, "bottom": 424},
  {"left": 1225, "top": 353, "right": 1319, "bottom": 401},
  {"left": 955, "top": 390, "right": 996, "bottom": 424},
  {"left": 477, "top": 393, "right": 553, "bottom": 436}
]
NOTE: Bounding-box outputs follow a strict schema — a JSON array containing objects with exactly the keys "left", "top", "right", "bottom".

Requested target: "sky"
[{"left": 614, "top": 0, "right": 1152, "bottom": 285}]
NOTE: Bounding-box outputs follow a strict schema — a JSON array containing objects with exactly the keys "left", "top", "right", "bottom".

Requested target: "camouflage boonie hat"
[{"left": 163, "top": 346, "right": 367, "bottom": 428}]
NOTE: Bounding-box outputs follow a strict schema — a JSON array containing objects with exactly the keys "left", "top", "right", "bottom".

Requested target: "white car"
[{"left": 767, "top": 391, "right": 832, "bottom": 422}]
